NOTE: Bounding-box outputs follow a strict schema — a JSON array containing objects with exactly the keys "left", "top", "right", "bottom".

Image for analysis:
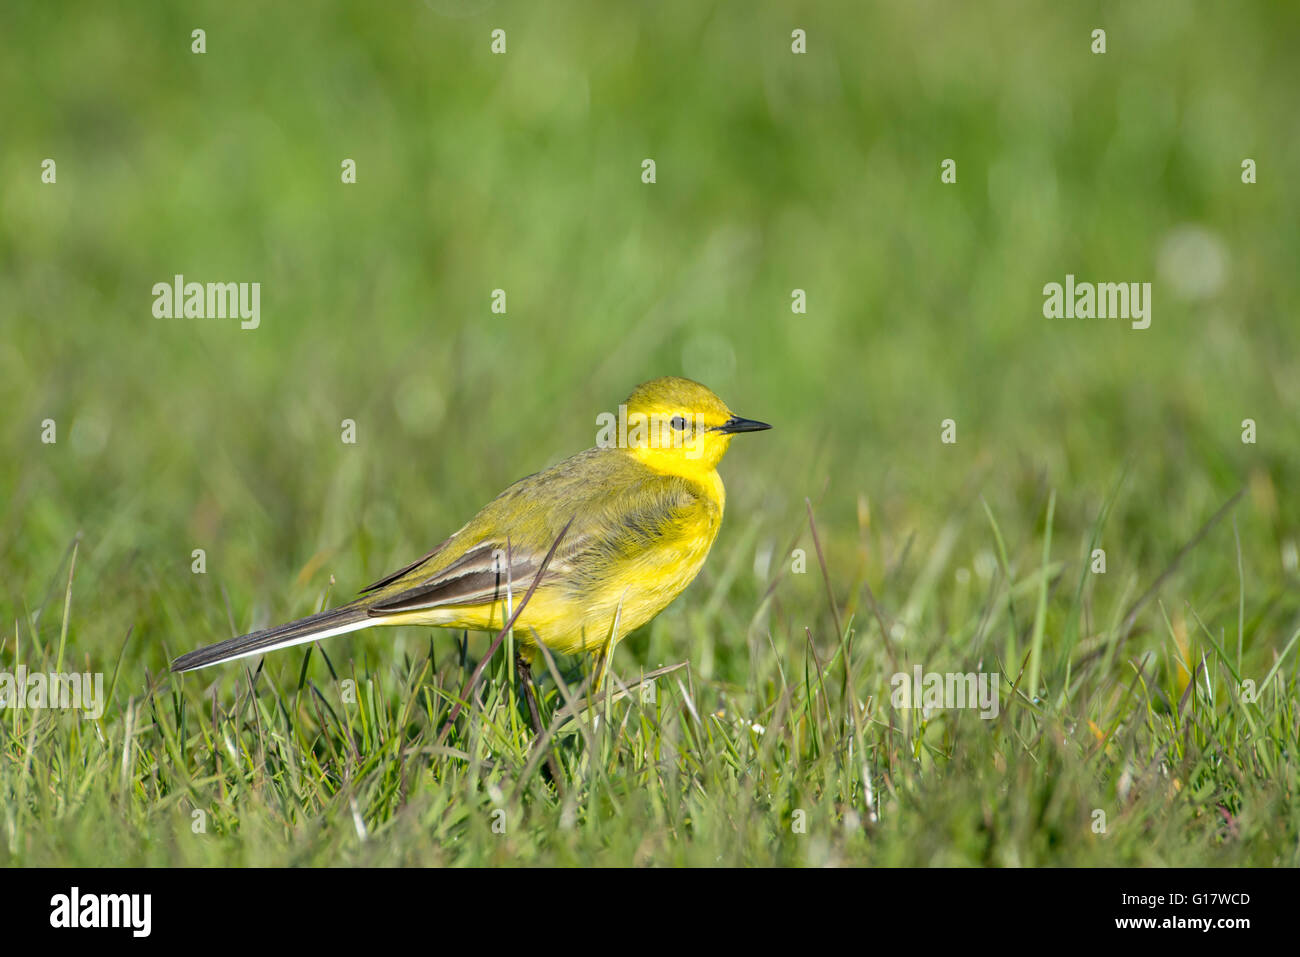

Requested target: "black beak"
[{"left": 714, "top": 415, "right": 772, "bottom": 434}]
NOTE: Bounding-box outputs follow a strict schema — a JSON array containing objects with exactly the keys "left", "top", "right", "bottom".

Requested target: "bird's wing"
[
  {"left": 360, "top": 448, "right": 703, "bottom": 618},
  {"left": 363, "top": 532, "right": 590, "bottom": 616}
]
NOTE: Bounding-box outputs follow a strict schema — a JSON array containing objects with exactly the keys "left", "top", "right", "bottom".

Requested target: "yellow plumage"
[{"left": 171, "top": 377, "right": 770, "bottom": 684}]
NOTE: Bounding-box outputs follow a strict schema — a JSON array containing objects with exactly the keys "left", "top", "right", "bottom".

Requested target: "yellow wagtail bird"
[{"left": 170, "top": 377, "right": 771, "bottom": 690}]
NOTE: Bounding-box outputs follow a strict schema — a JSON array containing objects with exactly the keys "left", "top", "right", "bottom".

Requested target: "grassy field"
[{"left": 2, "top": 1, "right": 1299, "bottom": 866}]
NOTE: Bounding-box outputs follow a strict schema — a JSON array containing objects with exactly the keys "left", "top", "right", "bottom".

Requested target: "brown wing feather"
[{"left": 365, "top": 538, "right": 582, "bottom": 615}]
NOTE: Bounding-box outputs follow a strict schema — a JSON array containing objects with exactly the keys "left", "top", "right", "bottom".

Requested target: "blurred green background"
[{"left": 3, "top": 0, "right": 1299, "bottom": 680}]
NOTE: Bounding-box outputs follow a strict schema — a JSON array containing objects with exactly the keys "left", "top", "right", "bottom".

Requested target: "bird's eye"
[{"left": 670, "top": 415, "right": 688, "bottom": 431}]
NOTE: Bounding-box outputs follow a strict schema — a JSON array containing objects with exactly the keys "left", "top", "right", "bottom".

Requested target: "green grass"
[
  {"left": 2, "top": 0, "right": 1300, "bottom": 866},
  {"left": 3, "top": 485, "right": 1299, "bottom": 866}
]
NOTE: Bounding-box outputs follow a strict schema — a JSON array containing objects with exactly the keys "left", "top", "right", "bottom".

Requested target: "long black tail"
[{"left": 171, "top": 605, "right": 371, "bottom": 673}]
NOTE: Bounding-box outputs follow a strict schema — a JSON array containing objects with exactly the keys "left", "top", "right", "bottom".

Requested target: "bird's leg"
[
  {"left": 515, "top": 647, "right": 564, "bottom": 790},
  {"left": 591, "top": 646, "right": 611, "bottom": 696},
  {"left": 515, "top": 647, "right": 545, "bottom": 740}
]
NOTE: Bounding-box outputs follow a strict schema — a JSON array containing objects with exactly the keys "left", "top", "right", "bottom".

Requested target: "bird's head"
[{"left": 611, "top": 376, "right": 771, "bottom": 477}]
